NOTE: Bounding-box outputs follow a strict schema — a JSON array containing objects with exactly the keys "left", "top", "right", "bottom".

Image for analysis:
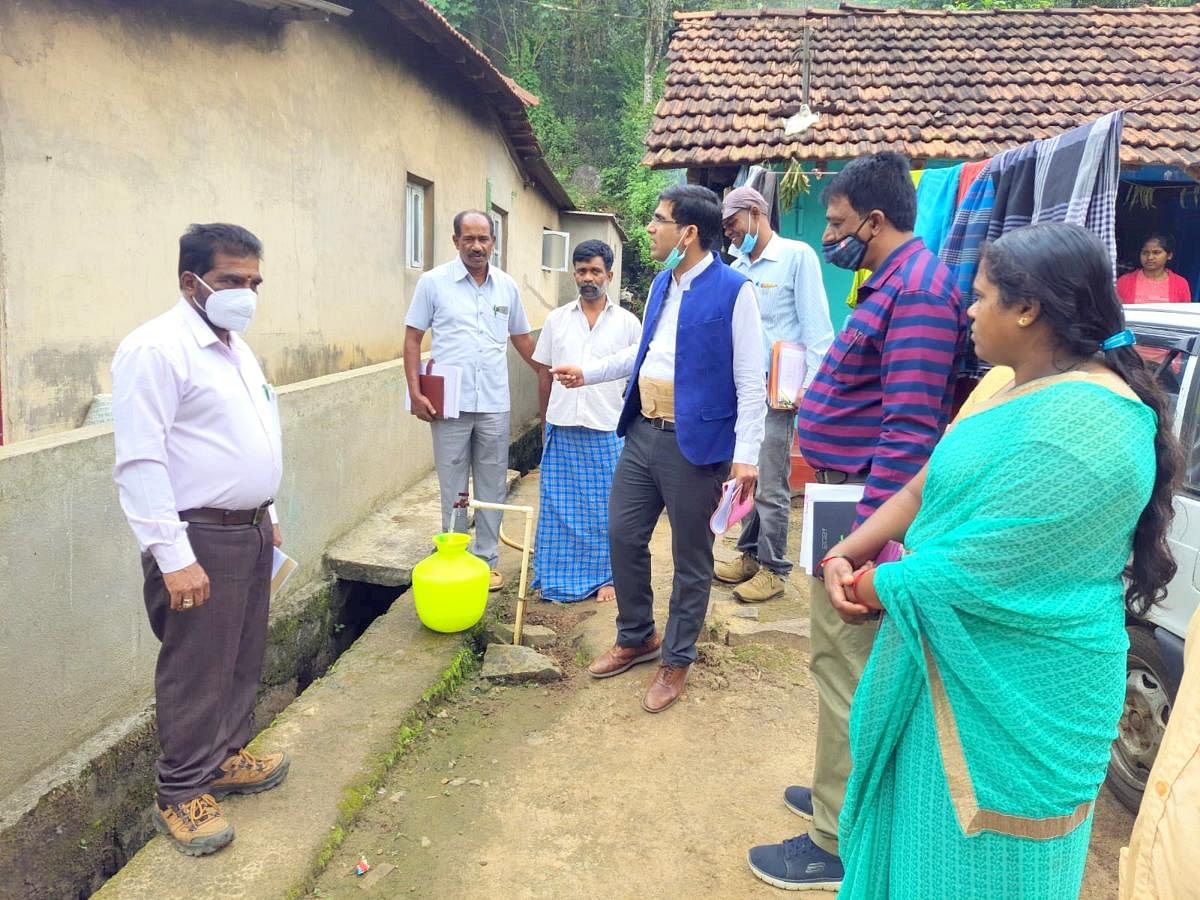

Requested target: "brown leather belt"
[
  {"left": 179, "top": 501, "right": 272, "bottom": 526},
  {"left": 641, "top": 415, "right": 675, "bottom": 432}
]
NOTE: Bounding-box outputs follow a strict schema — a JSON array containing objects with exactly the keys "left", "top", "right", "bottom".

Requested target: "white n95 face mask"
[{"left": 191, "top": 274, "right": 257, "bottom": 333}]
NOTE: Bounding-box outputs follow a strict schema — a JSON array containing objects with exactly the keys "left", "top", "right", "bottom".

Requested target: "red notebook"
[{"left": 419, "top": 359, "right": 445, "bottom": 418}]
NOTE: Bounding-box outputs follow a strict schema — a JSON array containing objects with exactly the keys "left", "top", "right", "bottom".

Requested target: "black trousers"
[
  {"left": 142, "top": 518, "right": 272, "bottom": 806},
  {"left": 608, "top": 417, "right": 729, "bottom": 667}
]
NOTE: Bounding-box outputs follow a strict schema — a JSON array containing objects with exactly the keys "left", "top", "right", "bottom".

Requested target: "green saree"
[{"left": 839, "top": 374, "right": 1157, "bottom": 899}]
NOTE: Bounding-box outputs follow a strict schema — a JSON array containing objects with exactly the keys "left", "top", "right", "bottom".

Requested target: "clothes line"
[{"left": 768, "top": 70, "right": 1200, "bottom": 179}]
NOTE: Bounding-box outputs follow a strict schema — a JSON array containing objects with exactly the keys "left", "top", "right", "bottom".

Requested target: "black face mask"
[{"left": 821, "top": 216, "right": 873, "bottom": 271}]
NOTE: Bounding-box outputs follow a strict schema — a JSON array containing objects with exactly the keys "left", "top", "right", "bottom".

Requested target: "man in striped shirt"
[{"left": 748, "top": 153, "right": 965, "bottom": 892}]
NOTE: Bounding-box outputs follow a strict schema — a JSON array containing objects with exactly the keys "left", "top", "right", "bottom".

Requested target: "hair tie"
[{"left": 1101, "top": 329, "right": 1135, "bottom": 352}]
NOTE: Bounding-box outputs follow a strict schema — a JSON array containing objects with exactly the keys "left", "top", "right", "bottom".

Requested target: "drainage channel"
[{"left": 3, "top": 579, "right": 404, "bottom": 900}]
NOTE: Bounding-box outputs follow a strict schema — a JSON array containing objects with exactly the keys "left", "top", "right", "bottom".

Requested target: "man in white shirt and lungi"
[
  {"left": 112, "top": 223, "right": 289, "bottom": 856},
  {"left": 532, "top": 239, "right": 641, "bottom": 604}
]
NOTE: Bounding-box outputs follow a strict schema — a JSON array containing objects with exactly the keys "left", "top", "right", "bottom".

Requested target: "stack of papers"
[
  {"left": 799, "top": 483, "right": 864, "bottom": 573},
  {"left": 710, "top": 479, "right": 755, "bottom": 535},
  {"left": 769, "top": 341, "right": 807, "bottom": 410},
  {"left": 404, "top": 362, "right": 463, "bottom": 418},
  {"left": 272, "top": 548, "right": 298, "bottom": 596}
]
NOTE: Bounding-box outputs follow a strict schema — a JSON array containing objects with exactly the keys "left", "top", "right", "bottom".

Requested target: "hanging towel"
[
  {"left": 956, "top": 159, "right": 990, "bottom": 205},
  {"left": 914, "top": 165, "right": 962, "bottom": 255},
  {"left": 941, "top": 158, "right": 999, "bottom": 300}
]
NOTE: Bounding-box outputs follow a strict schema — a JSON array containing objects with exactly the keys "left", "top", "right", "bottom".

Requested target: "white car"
[{"left": 1107, "top": 303, "right": 1200, "bottom": 812}]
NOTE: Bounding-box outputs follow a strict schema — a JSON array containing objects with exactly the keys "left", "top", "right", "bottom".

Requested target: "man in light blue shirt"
[
  {"left": 714, "top": 186, "right": 833, "bottom": 602},
  {"left": 404, "top": 210, "right": 538, "bottom": 590}
]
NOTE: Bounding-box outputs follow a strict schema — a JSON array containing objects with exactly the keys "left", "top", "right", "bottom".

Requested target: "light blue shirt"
[
  {"left": 731, "top": 234, "right": 833, "bottom": 387},
  {"left": 405, "top": 256, "right": 531, "bottom": 413}
]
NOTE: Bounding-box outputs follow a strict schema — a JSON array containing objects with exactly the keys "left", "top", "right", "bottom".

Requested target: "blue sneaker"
[
  {"left": 747, "top": 833, "right": 844, "bottom": 891},
  {"left": 783, "top": 785, "right": 813, "bottom": 820}
]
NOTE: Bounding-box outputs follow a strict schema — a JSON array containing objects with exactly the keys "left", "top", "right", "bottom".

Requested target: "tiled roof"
[
  {"left": 644, "top": 5, "right": 1200, "bottom": 173},
  {"left": 376, "top": 0, "right": 572, "bottom": 208}
]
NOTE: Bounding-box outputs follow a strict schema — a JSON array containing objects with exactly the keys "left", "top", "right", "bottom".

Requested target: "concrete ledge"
[
  {"left": 94, "top": 594, "right": 471, "bottom": 899},
  {"left": 325, "top": 469, "right": 523, "bottom": 588},
  {"left": 0, "top": 578, "right": 346, "bottom": 899}
]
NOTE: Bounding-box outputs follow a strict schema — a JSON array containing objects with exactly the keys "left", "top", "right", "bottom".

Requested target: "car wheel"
[{"left": 1107, "top": 626, "right": 1173, "bottom": 814}]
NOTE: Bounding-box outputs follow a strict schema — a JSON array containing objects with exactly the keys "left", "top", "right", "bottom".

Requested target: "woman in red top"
[{"left": 1116, "top": 234, "right": 1192, "bottom": 304}]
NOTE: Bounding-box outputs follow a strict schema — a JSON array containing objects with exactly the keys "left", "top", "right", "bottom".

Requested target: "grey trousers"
[
  {"left": 431, "top": 411, "right": 510, "bottom": 569},
  {"left": 143, "top": 517, "right": 272, "bottom": 806},
  {"left": 608, "top": 416, "right": 729, "bottom": 667},
  {"left": 736, "top": 406, "right": 797, "bottom": 576}
]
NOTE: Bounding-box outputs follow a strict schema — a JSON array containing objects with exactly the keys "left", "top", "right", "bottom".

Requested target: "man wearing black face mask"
[
  {"left": 112, "top": 223, "right": 289, "bottom": 856},
  {"left": 747, "top": 154, "right": 965, "bottom": 891},
  {"left": 530, "top": 240, "right": 641, "bottom": 604}
]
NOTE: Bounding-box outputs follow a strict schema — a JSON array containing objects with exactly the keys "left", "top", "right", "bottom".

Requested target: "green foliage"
[
  {"left": 441, "top": 0, "right": 692, "bottom": 302},
  {"left": 425, "top": 0, "right": 479, "bottom": 29}
]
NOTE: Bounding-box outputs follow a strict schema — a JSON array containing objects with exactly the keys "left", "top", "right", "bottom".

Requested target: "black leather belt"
[
  {"left": 812, "top": 469, "right": 865, "bottom": 485},
  {"left": 179, "top": 500, "right": 272, "bottom": 526},
  {"left": 641, "top": 415, "right": 675, "bottom": 432}
]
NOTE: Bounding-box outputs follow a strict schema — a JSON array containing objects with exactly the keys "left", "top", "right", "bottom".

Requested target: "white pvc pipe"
[{"left": 469, "top": 499, "right": 534, "bottom": 646}]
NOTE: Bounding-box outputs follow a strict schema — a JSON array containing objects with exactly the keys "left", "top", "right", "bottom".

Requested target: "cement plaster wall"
[
  {"left": 556, "top": 213, "right": 628, "bottom": 309},
  {"left": 0, "top": 351, "right": 540, "bottom": 813},
  {"left": 0, "top": 0, "right": 564, "bottom": 442}
]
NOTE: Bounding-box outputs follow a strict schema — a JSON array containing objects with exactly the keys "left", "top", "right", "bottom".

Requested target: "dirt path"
[{"left": 309, "top": 476, "right": 1132, "bottom": 900}]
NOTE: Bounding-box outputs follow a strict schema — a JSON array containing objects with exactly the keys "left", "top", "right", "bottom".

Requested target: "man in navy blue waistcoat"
[{"left": 551, "top": 185, "right": 766, "bottom": 712}]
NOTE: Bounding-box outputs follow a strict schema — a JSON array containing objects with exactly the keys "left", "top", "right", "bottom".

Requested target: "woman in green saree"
[{"left": 819, "top": 223, "right": 1181, "bottom": 899}]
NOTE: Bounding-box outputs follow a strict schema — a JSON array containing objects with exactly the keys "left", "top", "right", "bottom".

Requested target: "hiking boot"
[
  {"left": 210, "top": 749, "right": 290, "bottom": 799},
  {"left": 783, "top": 785, "right": 814, "bottom": 820},
  {"left": 733, "top": 569, "right": 786, "bottom": 603},
  {"left": 747, "top": 833, "right": 843, "bottom": 891},
  {"left": 588, "top": 633, "right": 662, "bottom": 678},
  {"left": 154, "top": 793, "right": 235, "bottom": 857},
  {"left": 714, "top": 552, "right": 759, "bottom": 584},
  {"left": 489, "top": 570, "right": 505, "bottom": 592}
]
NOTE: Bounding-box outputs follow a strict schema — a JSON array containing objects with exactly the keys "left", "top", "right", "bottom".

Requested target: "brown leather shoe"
[
  {"left": 587, "top": 633, "right": 662, "bottom": 679},
  {"left": 642, "top": 664, "right": 690, "bottom": 713}
]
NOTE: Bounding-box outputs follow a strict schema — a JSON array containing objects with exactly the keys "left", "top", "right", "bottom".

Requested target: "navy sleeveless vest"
[{"left": 616, "top": 253, "right": 748, "bottom": 465}]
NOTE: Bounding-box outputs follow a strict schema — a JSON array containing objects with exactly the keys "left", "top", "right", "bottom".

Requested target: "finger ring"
[{"left": 181, "top": 598, "right": 194, "bottom": 608}]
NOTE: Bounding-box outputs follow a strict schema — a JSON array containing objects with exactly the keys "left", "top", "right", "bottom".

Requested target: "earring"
[{"left": 1018, "top": 316, "right": 1031, "bottom": 326}]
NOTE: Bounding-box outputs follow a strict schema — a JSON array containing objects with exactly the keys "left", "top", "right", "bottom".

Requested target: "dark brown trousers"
[{"left": 142, "top": 518, "right": 272, "bottom": 806}]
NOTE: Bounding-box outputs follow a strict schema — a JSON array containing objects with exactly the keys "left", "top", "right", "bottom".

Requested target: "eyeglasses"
[{"left": 649, "top": 213, "right": 678, "bottom": 226}]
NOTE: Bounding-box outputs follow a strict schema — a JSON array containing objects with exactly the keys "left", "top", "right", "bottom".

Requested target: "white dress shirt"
[
  {"left": 404, "top": 257, "right": 532, "bottom": 413},
  {"left": 533, "top": 297, "right": 642, "bottom": 431},
  {"left": 112, "top": 300, "right": 283, "bottom": 573},
  {"left": 582, "top": 254, "right": 766, "bottom": 465}
]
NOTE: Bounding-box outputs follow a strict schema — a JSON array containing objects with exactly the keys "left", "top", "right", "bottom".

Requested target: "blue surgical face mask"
[
  {"left": 821, "top": 216, "right": 872, "bottom": 271},
  {"left": 737, "top": 210, "right": 758, "bottom": 257},
  {"left": 663, "top": 235, "right": 686, "bottom": 271}
]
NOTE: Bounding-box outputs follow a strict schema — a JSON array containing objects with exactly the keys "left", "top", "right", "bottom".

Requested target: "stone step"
[
  {"left": 325, "top": 469, "right": 523, "bottom": 588},
  {"left": 95, "top": 594, "right": 469, "bottom": 899}
]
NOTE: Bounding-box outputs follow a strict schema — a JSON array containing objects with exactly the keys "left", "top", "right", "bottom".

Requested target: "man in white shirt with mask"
[
  {"left": 715, "top": 186, "right": 833, "bottom": 602},
  {"left": 112, "top": 223, "right": 289, "bottom": 857}
]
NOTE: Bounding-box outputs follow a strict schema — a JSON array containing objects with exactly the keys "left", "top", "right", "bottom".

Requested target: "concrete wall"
[
  {"left": 0, "top": 352, "right": 538, "bottom": 815},
  {"left": 557, "top": 213, "right": 627, "bottom": 308},
  {"left": 0, "top": 0, "right": 565, "bottom": 443}
]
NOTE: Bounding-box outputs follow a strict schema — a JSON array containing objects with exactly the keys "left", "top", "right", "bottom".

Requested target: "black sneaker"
[
  {"left": 747, "top": 833, "right": 843, "bottom": 891},
  {"left": 783, "top": 785, "right": 813, "bottom": 820}
]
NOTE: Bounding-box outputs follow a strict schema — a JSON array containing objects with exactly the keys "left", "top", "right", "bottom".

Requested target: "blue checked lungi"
[{"left": 532, "top": 424, "right": 622, "bottom": 603}]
